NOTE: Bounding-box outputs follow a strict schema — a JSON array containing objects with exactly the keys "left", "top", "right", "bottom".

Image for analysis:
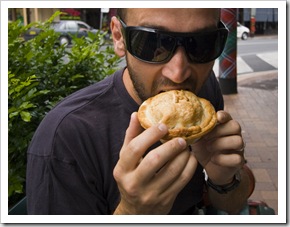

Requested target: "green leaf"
[
  {"left": 9, "top": 111, "right": 19, "bottom": 119},
  {"left": 19, "top": 101, "right": 35, "bottom": 110},
  {"left": 20, "top": 111, "right": 31, "bottom": 122}
]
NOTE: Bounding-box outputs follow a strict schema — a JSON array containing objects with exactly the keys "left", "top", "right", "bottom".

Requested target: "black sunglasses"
[{"left": 119, "top": 18, "right": 228, "bottom": 64}]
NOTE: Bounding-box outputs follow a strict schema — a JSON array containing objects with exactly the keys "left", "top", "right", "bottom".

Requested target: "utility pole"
[
  {"left": 218, "top": 8, "right": 238, "bottom": 94},
  {"left": 250, "top": 8, "right": 256, "bottom": 37}
]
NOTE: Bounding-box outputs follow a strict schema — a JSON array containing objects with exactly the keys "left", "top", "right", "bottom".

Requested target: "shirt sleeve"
[{"left": 26, "top": 114, "right": 110, "bottom": 215}]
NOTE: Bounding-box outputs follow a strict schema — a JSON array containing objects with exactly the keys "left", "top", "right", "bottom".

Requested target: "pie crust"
[{"left": 137, "top": 90, "right": 217, "bottom": 144}]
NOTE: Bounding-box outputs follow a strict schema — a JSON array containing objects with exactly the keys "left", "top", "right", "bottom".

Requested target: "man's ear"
[{"left": 110, "top": 16, "right": 126, "bottom": 57}]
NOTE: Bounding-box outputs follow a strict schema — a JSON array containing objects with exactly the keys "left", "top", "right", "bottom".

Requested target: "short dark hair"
[
  {"left": 117, "top": 8, "right": 220, "bottom": 24},
  {"left": 116, "top": 8, "right": 127, "bottom": 21}
]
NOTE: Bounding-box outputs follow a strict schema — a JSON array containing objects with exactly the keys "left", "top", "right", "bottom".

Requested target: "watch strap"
[{"left": 206, "top": 171, "right": 241, "bottom": 194}]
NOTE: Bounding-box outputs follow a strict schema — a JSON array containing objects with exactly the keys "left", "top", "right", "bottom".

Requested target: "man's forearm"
[{"left": 207, "top": 166, "right": 254, "bottom": 214}]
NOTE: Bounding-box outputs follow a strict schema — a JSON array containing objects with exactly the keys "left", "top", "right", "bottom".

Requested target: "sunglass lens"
[
  {"left": 186, "top": 31, "right": 226, "bottom": 63},
  {"left": 129, "top": 30, "right": 175, "bottom": 62}
]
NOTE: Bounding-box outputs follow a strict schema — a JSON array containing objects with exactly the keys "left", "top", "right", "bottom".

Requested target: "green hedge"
[{"left": 8, "top": 12, "right": 121, "bottom": 207}]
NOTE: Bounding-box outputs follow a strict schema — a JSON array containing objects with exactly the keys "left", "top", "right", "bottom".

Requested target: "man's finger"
[
  {"left": 136, "top": 137, "right": 187, "bottom": 182},
  {"left": 216, "top": 110, "right": 233, "bottom": 124},
  {"left": 119, "top": 119, "right": 169, "bottom": 171},
  {"left": 123, "top": 112, "right": 144, "bottom": 147},
  {"left": 203, "top": 119, "right": 242, "bottom": 141}
]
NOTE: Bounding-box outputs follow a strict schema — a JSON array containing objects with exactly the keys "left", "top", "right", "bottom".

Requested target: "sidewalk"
[{"left": 222, "top": 70, "right": 278, "bottom": 214}]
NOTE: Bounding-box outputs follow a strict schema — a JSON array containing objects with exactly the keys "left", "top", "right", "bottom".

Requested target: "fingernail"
[
  {"left": 178, "top": 138, "right": 186, "bottom": 148},
  {"left": 131, "top": 112, "right": 137, "bottom": 120},
  {"left": 158, "top": 123, "right": 168, "bottom": 132}
]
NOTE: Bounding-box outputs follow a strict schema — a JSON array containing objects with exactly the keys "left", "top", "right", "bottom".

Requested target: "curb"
[{"left": 237, "top": 69, "right": 278, "bottom": 85}]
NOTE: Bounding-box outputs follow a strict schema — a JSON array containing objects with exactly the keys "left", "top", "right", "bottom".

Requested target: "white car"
[{"left": 237, "top": 22, "right": 250, "bottom": 40}]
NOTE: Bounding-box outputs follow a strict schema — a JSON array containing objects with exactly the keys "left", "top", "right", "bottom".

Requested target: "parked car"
[
  {"left": 23, "top": 20, "right": 99, "bottom": 45},
  {"left": 237, "top": 22, "right": 250, "bottom": 40},
  {"left": 52, "top": 20, "right": 99, "bottom": 45}
]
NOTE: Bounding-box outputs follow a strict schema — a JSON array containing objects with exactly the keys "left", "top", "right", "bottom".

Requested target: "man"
[{"left": 26, "top": 8, "right": 252, "bottom": 215}]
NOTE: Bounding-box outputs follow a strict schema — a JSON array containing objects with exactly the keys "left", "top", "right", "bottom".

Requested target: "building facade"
[
  {"left": 8, "top": 8, "right": 116, "bottom": 31},
  {"left": 9, "top": 8, "right": 277, "bottom": 35},
  {"left": 238, "top": 8, "right": 278, "bottom": 35}
]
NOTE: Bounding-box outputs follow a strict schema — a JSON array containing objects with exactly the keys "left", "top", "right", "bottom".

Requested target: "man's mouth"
[{"left": 158, "top": 88, "right": 191, "bottom": 94}]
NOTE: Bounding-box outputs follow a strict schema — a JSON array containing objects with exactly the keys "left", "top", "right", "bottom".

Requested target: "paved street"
[{"left": 213, "top": 50, "right": 278, "bottom": 76}]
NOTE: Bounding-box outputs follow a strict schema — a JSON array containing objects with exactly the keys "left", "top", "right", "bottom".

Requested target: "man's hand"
[
  {"left": 191, "top": 110, "right": 246, "bottom": 185},
  {"left": 113, "top": 112, "right": 198, "bottom": 215}
]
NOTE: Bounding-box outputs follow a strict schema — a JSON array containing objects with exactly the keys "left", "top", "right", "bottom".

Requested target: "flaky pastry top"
[{"left": 137, "top": 90, "right": 217, "bottom": 144}]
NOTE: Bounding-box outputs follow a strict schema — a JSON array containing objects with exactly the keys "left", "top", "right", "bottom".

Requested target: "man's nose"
[{"left": 161, "top": 46, "right": 191, "bottom": 84}]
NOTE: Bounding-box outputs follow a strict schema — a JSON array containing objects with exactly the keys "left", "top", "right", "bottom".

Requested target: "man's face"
[{"left": 116, "top": 9, "right": 221, "bottom": 104}]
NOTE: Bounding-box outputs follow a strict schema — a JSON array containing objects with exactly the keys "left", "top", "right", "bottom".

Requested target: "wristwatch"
[{"left": 206, "top": 171, "right": 241, "bottom": 194}]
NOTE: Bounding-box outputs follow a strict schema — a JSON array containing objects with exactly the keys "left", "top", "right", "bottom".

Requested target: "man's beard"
[
  {"left": 126, "top": 61, "right": 147, "bottom": 102},
  {"left": 126, "top": 56, "right": 196, "bottom": 103}
]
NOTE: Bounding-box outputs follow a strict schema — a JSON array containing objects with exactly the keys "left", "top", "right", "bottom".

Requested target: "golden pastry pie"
[{"left": 137, "top": 90, "right": 217, "bottom": 144}]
